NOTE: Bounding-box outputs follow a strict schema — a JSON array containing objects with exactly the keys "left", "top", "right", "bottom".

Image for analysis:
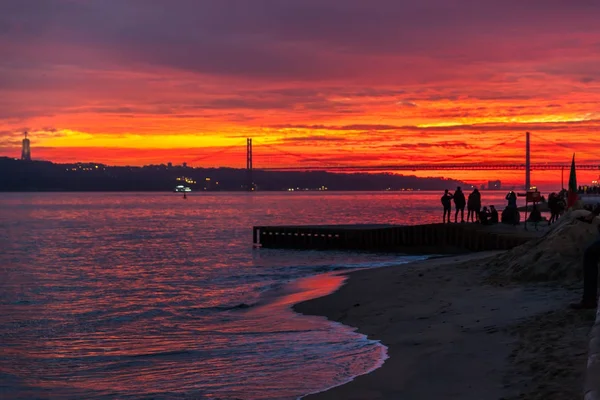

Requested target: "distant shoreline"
[
  {"left": 0, "top": 190, "right": 512, "bottom": 193},
  {"left": 0, "top": 190, "right": 469, "bottom": 193},
  {"left": 0, "top": 157, "right": 469, "bottom": 192},
  {"left": 0, "top": 189, "right": 552, "bottom": 193}
]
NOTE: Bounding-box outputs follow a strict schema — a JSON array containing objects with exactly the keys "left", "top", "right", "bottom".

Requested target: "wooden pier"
[{"left": 253, "top": 223, "right": 539, "bottom": 253}]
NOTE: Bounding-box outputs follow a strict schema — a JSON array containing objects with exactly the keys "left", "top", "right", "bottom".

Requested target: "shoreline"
[{"left": 293, "top": 251, "right": 594, "bottom": 399}]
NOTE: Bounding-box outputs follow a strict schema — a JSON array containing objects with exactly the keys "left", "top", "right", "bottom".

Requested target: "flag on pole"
[{"left": 567, "top": 153, "right": 578, "bottom": 208}]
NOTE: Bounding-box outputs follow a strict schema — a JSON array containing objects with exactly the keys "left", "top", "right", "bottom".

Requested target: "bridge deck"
[
  {"left": 253, "top": 223, "right": 541, "bottom": 253},
  {"left": 261, "top": 163, "right": 600, "bottom": 171}
]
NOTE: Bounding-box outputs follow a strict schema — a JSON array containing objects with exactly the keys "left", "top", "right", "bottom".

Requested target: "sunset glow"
[{"left": 1, "top": 1, "right": 599, "bottom": 186}]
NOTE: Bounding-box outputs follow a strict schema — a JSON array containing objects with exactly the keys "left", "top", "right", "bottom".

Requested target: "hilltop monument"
[{"left": 21, "top": 131, "right": 31, "bottom": 161}]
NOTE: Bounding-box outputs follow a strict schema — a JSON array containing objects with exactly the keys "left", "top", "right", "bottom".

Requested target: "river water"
[{"left": 0, "top": 191, "right": 523, "bottom": 399}]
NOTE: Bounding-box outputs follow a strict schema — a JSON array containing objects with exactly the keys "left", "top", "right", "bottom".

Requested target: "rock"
[{"left": 488, "top": 209, "right": 599, "bottom": 282}]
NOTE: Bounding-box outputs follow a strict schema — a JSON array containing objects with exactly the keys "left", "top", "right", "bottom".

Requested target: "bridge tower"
[
  {"left": 21, "top": 131, "right": 31, "bottom": 161},
  {"left": 246, "top": 138, "right": 254, "bottom": 191},
  {"left": 525, "top": 131, "right": 531, "bottom": 190}
]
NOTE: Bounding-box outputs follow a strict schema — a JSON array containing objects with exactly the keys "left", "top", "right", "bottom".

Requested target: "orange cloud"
[{"left": 1, "top": 1, "right": 600, "bottom": 188}]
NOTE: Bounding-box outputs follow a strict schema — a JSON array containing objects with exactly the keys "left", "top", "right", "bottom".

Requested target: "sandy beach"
[{"left": 294, "top": 251, "right": 595, "bottom": 400}]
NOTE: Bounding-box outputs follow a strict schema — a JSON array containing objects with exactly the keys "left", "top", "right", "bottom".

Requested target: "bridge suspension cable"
[
  {"left": 257, "top": 142, "right": 343, "bottom": 167},
  {"left": 529, "top": 132, "right": 598, "bottom": 159},
  {"left": 188, "top": 140, "right": 247, "bottom": 164},
  {"left": 439, "top": 133, "right": 523, "bottom": 161},
  {"left": 258, "top": 132, "right": 525, "bottom": 169}
]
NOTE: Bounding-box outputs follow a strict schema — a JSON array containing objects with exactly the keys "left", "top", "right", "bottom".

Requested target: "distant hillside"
[{"left": 0, "top": 157, "right": 468, "bottom": 192}]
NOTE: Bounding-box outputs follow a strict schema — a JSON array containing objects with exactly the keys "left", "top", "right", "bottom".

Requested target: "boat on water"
[{"left": 174, "top": 185, "right": 192, "bottom": 193}]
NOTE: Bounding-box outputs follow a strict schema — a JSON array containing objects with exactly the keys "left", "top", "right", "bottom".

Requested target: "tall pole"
[
  {"left": 246, "top": 138, "right": 253, "bottom": 191},
  {"left": 525, "top": 131, "right": 531, "bottom": 191},
  {"left": 561, "top": 166, "right": 564, "bottom": 190}
]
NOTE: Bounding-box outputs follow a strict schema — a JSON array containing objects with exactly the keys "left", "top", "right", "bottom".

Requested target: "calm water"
[{"left": 0, "top": 191, "right": 523, "bottom": 399}]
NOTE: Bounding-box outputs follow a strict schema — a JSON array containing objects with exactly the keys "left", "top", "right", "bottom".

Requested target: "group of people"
[
  {"left": 439, "top": 186, "right": 600, "bottom": 311},
  {"left": 479, "top": 205, "right": 499, "bottom": 225},
  {"left": 547, "top": 192, "right": 566, "bottom": 224},
  {"left": 441, "top": 187, "right": 498, "bottom": 224}
]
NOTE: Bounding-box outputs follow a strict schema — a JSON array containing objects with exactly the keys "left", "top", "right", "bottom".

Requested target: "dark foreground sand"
[{"left": 294, "top": 252, "right": 595, "bottom": 400}]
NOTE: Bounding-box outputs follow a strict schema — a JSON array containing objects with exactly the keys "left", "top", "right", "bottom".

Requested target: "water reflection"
[{"left": 0, "top": 192, "right": 517, "bottom": 399}]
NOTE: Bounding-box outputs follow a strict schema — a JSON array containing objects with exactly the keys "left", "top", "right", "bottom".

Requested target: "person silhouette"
[
  {"left": 489, "top": 205, "right": 499, "bottom": 224},
  {"left": 505, "top": 191, "right": 517, "bottom": 208},
  {"left": 504, "top": 191, "right": 519, "bottom": 225},
  {"left": 441, "top": 189, "right": 453, "bottom": 223},
  {"left": 467, "top": 191, "right": 475, "bottom": 222},
  {"left": 479, "top": 206, "right": 491, "bottom": 225},
  {"left": 467, "top": 188, "right": 481, "bottom": 223},
  {"left": 570, "top": 203, "right": 600, "bottom": 309},
  {"left": 473, "top": 189, "right": 481, "bottom": 222},
  {"left": 453, "top": 186, "right": 466, "bottom": 223}
]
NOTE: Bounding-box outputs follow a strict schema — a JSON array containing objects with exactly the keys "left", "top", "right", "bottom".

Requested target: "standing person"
[
  {"left": 441, "top": 189, "right": 453, "bottom": 223},
  {"left": 505, "top": 191, "right": 517, "bottom": 208},
  {"left": 548, "top": 193, "right": 558, "bottom": 225},
  {"left": 504, "top": 191, "right": 519, "bottom": 225},
  {"left": 467, "top": 191, "right": 475, "bottom": 222},
  {"left": 557, "top": 195, "right": 566, "bottom": 219},
  {"left": 466, "top": 189, "right": 481, "bottom": 222},
  {"left": 472, "top": 188, "right": 481, "bottom": 222},
  {"left": 453, "top": 186, "right": 466, "bottom": 223},
  {"left": 570, "top": 203, "right": 600, "bottom": 309}
]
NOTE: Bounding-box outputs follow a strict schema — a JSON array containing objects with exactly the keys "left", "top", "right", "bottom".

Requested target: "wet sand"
[{"left": 294, "top": 252, "right": 594, "bottom": 400}]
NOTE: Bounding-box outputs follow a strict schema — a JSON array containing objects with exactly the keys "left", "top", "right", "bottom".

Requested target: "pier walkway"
[{"left": 253, "top": 223, "right": 542, "bottom": 253}]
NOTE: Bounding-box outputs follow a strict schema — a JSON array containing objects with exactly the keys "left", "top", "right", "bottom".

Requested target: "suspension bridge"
[
  {"left": 267, "top": 164, "right": 600, "bottom": 171},
  {"left": 192, "top": 132, "right": 599, "bottom": 190}
]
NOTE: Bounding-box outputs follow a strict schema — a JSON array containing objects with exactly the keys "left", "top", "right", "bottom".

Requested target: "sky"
[{"left": 1, "top": 0, "right": 599, "bottom": 187}]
